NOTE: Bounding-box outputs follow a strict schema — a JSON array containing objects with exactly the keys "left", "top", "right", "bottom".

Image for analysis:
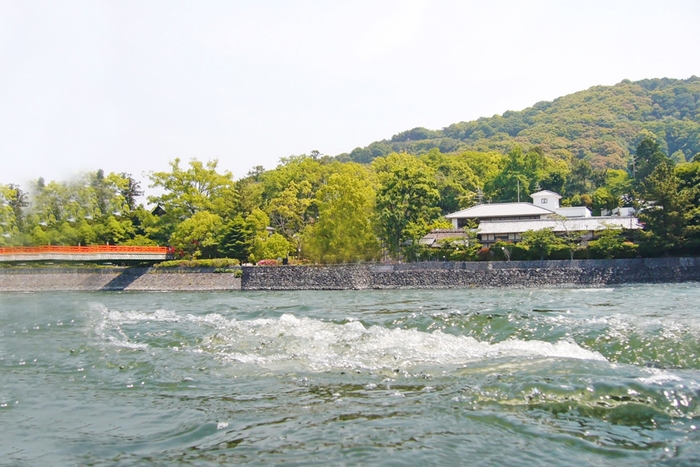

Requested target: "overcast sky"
[{"left": 1, "top": 0, "right": 699, "bottom": 190}]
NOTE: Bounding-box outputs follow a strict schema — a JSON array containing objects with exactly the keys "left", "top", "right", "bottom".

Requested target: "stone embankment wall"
[
  {"left": 0, "top": 258, "right": 698, "bottom": 292},
  {"left": 241, "top": 257, "right": 700, "bottom": 290},
  {"left": 0, "top": 267, "right": 241, "bottom": 292}
]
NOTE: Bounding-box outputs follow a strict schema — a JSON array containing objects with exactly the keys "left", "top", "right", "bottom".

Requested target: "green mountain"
[{"left": 337, "top": 76, "right": 700, "bottom": 168}]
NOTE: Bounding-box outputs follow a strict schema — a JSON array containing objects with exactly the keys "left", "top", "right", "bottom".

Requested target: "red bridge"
[{"left": 0, "top": 245, "right": 175, "bottom": 263}]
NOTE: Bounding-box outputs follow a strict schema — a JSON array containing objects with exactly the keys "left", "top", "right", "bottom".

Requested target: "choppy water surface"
[{"left": 2, "top": 285, "right": 700, "bottom": 466}]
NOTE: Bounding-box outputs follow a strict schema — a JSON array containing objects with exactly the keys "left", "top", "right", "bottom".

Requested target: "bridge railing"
[{"left": 0, "top": 245, "right": 174, "bottom": 255}]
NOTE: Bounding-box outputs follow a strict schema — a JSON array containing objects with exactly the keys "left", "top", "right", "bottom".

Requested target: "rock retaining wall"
[
  {"left": 241, "top": 258, "right": 700, "bottom": 290},
  {"left": 0, "top": 258, "right": 698, "bottom": 292},
  {"left": 0, "top": 268, "right": 241, "bottom": 292}
]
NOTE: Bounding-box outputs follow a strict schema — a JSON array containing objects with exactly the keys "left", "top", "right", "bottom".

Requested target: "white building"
[
  {"left": 476, "top": 216, "right": 641, "bottom": 246},
  {"left": 435, "top": 190, "right": 641, "bottom": 248}
]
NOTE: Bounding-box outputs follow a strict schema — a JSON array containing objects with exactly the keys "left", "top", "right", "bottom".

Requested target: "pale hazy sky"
[{"left": 1, "top": 0, "right": 699, "bottom": 189}]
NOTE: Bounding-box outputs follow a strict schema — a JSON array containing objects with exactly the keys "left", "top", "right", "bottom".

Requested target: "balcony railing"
[{"left": 0, "top": 245, "right": 174, "bottom": 255}]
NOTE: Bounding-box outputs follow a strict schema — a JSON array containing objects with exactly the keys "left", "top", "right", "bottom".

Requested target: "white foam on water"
[
  {"left": 88, "top": 302, "right": 175, "bottom": 350},
  {"left": 104, "top": 308, "right": 181, "bottom": 324},
  {"left": 638, "top": 372, "right": 683, "bottom": 385},
  {"left": 569, "top": 288, "right": 615, "bottom": 293},
  {"left": 542, "top": 311, "right": 700, "bottom": 336},
  {"left": 189, "top": 313, "right": 607, "bottom": 372},
  {"left": 86, "top": 306, "right": 612, "bottom": 371}
]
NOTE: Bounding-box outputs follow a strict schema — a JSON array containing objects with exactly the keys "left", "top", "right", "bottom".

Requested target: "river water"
[{"left": 1, "top": 285, "right": 700, "bottom": 466}]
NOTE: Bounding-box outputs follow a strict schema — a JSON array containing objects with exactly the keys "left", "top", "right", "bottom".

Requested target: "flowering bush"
[
  {"left": 476, "top": 247, "right": 491, "bottom": 261},
  {"left": 256, "top": 259, "right": 280, "bottom": 266}
]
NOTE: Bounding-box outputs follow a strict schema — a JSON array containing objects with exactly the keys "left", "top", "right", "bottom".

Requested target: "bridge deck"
[{"left": 0, "top": 246, "right": 174, "bottom": 262}]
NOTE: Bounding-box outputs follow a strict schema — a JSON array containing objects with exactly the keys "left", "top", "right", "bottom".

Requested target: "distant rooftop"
[
  {"left": 530, "top": 190, "right": 562, "bottom": 199},
  {"left": 477, "top": 217, "right": 641, "bottom": 235},
  {"left": 446, "top": 202, "right": 554, "bottom": 219},
  {"left": 419, "top": 229, "right": 467, "bottom": 247}
]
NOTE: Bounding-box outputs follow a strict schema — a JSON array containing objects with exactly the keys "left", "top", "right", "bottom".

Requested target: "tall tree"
[
  {"left": 591, "top": 187, "right": 619, "bottom": 215},
  {"left": 303, "top": 168, "right": 380, "bottom": 263},
  {"left": 486, "top": 147, "right": 567, "bottom": 202},
  {"left": 259, "top": 154, "right": 331, "bottom": 206},
  {"left": 6, "top": 184, "right": 28, "bottom": 232},
  {"left": 637, "top": 161, "right": 691, "bottom": 254},
  {"left": 148, "top": 158, "right": 238, "bottom": 222},
  {"left": 420, "top": 149, "right": 480, "bottom": 214},
  {"left": 119, "top": 173, "right": 144, "bottom": 211},
  {"left": 373, "top": 153, "right": 441, "bottom": 258},
  {"left": 674, "top": 161, "right": 700, "bottom": 249},
  {"left": 0, "top": 184, "right": 19, "bottom": 245},
  {"left": 169, "top": 211, "right": 224, "bottom": 259},
  {"left": 219, "top": 215, "right": 253, "bottom": 262},
  {"left": 266, "top": 180, "right": 314, "bottom": 242},
  {"left": 633, "top": 135, "right": 671, "bottom": 186},
  {"left": 242, "top": 208, "right": 291, "bottom": 262},
  {"left": 567, "top": 159, "right": 594, "bottom": 195}
]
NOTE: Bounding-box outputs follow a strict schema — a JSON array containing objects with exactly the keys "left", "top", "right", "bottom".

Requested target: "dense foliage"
[
  {"left": 2, "top": 78, "right": 699, "bottom": 263},
  {"left": 338, "top": 77, "right": 700, "bottom": 170}
]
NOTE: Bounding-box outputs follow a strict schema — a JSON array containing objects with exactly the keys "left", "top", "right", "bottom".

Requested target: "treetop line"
[
  {"left": 1, "top": 135, "right": 698, "bottom": 264},
  {"left": 1, "top": 76, "right": 699, "bottom": 263}
]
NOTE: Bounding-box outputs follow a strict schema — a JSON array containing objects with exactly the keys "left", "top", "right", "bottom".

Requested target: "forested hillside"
[{"left": 338, "top": 77, "right": 700, "bottom": 169}]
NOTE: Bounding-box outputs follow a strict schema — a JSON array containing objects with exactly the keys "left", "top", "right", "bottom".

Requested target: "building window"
[{"left": 541, "top": 198, "right": 548, "bottom": 204}]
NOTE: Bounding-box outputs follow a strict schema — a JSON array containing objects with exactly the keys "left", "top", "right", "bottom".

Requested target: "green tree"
[
  {"left": 551, "top": 216, "right": 586, "bottom": 260},
  {"left": 244, "top": 208, "right": 284, "bottom": 263},
  {"left": 118, "top": 173, "right": 144, "bottom": 211},
  {"left": 603, "top": 169, "right": 632, "bottom": 199},
  {"left": 169, "top": 211, "right": 224, "bottom": 259},
  {"left": 20, "top": 171, "right": 139, "bottom": 246},
  {"left": 146, "top": 159, "right": 237, "bottom": 246},
  {"left": 96, "top": 215, "right": 133, "bottom": 245},
  {"left": 633, "top": 135, "right": 671, "bottom": 186},
  {"left": 437, "top": 223, "right": 482, "bottom": 261},
  {"left": 567, "top": 159, "right": 594, "bottom": 195},
  {"left": 373, "top": 153, "right": 441, "bottom": 258},
  {"left": 486, "top": 147, "right": 531, "bottom": 201},
  {"left": 266, "top": 180, "right": 314, "bottom": 241},
  {"left": 252, "top": 233, "right": 291, "bottom": 262},
  {"left": 258, "top": 154, "right": 336, "bottom": 208},
  {"left": 303, "top": 168, "right": 380, "bottom": 263},
  {"left": 5, "top": 184, "right": 28, "bottom": 233},
  {"left": 0, "top": 184, "right": 19, "bottom": 245},
  {"left": 521, "top": 228, "right": 563, "bottom": 260},
  {"left": 637, "top": 162, "right": 691, "bottom": 254},
  {"left": 420, "top": 149, "right": 480, "bottom": 214},
  {"left": 486, "top": 147, "right": 568, "bottom": 202},
  {"left": 28, "top": 179, "right": 69, "bottom": 229},
  {"left": 458, "top": 151, "right": 503, "bottom": 188},
  {"left": 148, "top": 158, "right": 238, "bottom": 223},
  {"left": 235, "top": 175, "right": 264, "bottom": 217},
  {"left": 592, "top": 187, "right": 619, "bottom": 215},
  {"left": 587, "top": 226, "right": 637, "bottom": 259},
  {"left": 674, "top": 161, "right": 700, "bottom": 249},
  {"left": 129, "top": 206, "right": 164, "bottom": 245},
  {"left": 219, "top": 215, "right": 253, "bottom": 262}
]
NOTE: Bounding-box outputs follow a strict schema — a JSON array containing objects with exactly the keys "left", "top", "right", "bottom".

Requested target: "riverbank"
[
  {"left": 242, "top": 257, "right": 700, "bottom": 290},
  {"left": 0, "top": 267, "right": 241, "bottom": 292},
  {"left": 0, "top": 257, "right": 698, "bottom": 292}
]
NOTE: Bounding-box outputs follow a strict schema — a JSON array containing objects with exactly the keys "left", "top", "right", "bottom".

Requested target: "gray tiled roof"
[
  {"left": 419, "top": 229, "right": 467, "bottom": 246},
  {"left": 477, "top": 217, "right": 641, "bottom": 235},
  {"left": 446, "top": 202, "right": 555, "bottom": 219}
]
